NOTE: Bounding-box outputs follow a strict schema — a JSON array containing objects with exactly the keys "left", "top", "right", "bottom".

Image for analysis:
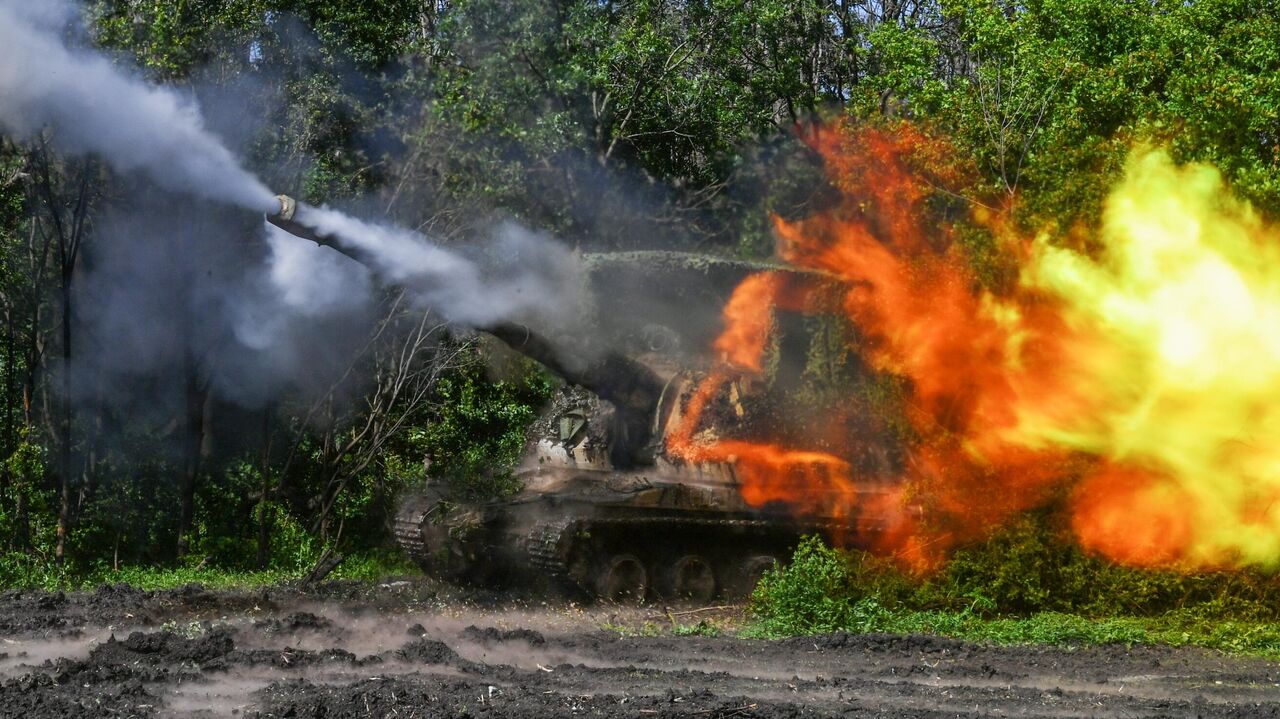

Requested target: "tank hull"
[{"left": 395, "top": 464, "right": 897, "bottom": 601}]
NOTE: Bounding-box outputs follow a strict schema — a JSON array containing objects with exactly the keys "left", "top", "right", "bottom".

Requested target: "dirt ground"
[{"left": 1, "top": 580, "right": 1278, "bottom": 718}]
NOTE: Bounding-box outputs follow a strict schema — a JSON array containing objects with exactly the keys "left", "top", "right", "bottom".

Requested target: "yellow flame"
[{"left": 1018, "top": 148, "right": 1280, "bottom": 566}]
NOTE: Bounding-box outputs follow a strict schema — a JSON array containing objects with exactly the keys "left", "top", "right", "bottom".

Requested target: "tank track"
[
  {"left": 522, "top": 514, "right": 857, "bottom": 588},
  {"left": 525, "top": 518, "right": 582, "bottom": 580}
]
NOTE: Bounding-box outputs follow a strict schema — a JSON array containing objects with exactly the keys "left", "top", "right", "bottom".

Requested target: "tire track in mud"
[{"left": 1, "top": 582, "right": 1278, "bottom": 718}]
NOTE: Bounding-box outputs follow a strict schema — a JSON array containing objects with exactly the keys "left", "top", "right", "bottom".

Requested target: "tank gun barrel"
[
  {"left": 485, "top": 323, "right": 661, "bottom": 405},
  {"left": 267, "top": 195, "right": 329, "bottom": 246}
]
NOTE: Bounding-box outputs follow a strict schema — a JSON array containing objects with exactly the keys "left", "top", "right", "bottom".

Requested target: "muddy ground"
[{"left": 1, "top": 580, "right": 1278, "bottom": 718}]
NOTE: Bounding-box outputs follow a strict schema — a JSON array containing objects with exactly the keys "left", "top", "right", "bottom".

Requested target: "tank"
[{"left": 268, "top": 196, "right": 902, "bottom": 601}]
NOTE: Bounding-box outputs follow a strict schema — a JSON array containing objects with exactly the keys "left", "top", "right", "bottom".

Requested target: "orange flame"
[
  {"left": 668, "top": 275, "right": 862, "bottom": 522},
  {"left": 668, "top": 124, "right": 1079, "bottom": 567},
  {"left": 1070, "top": 465, "right": 1198, "bottom": 568},
  {"left": 712, "top": 273, "right": 780, "bottom": 372},
  {"left": 670, "top": 121, "right": 1280, "bottom": 572}
]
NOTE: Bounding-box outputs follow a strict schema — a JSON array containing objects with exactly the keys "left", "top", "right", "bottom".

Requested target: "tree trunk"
[
  {"left": 77, "top": 358, "right": 103, "bottom": 516},
  {"left": 302, "top": 549, "right": 344, "bottom": 585},
  {"left": 16, "top": 384, "right": 32, "bottom": 553},
  {"left": 176, "top": 365, "right": 210, "bottom": 559},
  {"left": 256, "top": 405, "right": 274, "bottom": 569},
  {"left": 1, "top": 314, "right": 9, "bottom": 540},
  {"left": 54, "top": 264, "right": 72, "bottom": 565},
  {"left": 14, "top": 492, "right": 28, "bottom": 553}
]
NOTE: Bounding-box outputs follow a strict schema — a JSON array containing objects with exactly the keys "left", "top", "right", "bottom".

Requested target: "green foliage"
[
  {"left": 289, "top": 0, "right": 423, "bottom": 70},
  {"left": 92, "top": 0, "right": 242, "bottom": 80},
  {"left": 919, "top": 0, "right": 1280, "bottom": 233},
  {"left": 748, "top": 528, "right": 1280, "bottom": 656},
  {"left": 330, "top": 548, "right": 421, "bottom": 582},
  {"left": 0, "top": 547, "right": 418, "bottom": 592},
  {"left": 939, "top": 514, "right": 1076, "bottom": 614},
  {"left": 748, "top": 536, "right": 916, "bottom": 637},
  {"left": 420, "top": 349, "right": 553, "bottom": 500},
  {"left": 937, "top": 513, "right": 1280, "bottom": 620},
  {"left": 757, "top": 520, "right": 1280, "bottom": 622},
  {"left": 71, "top": 457, "right": 184, "bottom": 569},
  {"left": 91, "top": 0, "right": 422, "bottom": 77},
  {"left": 79, "top": 564, "right": 294, "bottom": 591},
  {"left": 602, "top": 620, "right": 663, "bottom": 638},
  {"left": 0, "top": 0, "right": 1276, "bottom": 616},
  {"left": 190, "top": 490, "right": 323, "bottom": 574},
  {"left": 0, "top": 552, "right": 70, "bottom": 591},
  {"left": 748, "top": 599, "right": 1280, "bottom": 658},
  {"left": 0, "top": 436, "right": 55, "bottom": 556}
]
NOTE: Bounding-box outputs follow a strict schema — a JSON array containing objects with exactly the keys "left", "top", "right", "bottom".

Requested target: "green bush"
[
  {"left": 748, "top": 522, "right": 1280, "bottom": 652},
  {"left": 0, "top": 552, "right": 69, "bottom": 591},
  {"left": 421, "top": 349, "right": 553, "bottom": 500},
  {"left": 747, "top": 537, "right": 849, "bottom": 636},
  {"left": 330, "top": 548, "right": 421, "bottom": 582},
  {"left": 748, "top": 536, "right": 909, "bottom": 637},
  {"left": 940, "top": 513, "right": 1280, "bottom": 619}
]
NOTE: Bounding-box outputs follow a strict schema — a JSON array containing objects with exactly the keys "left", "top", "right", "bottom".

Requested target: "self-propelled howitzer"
[{"left": 267, "top": 196, "right": 900, "bottom": 602}]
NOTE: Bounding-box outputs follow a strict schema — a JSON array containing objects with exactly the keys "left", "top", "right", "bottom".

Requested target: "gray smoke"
[
  {"left": 1, "top": 0, "right": 582, "bottom": 329},
  {"left": 292, "top": 204, "right": 582, "bottom": 329},
  {"left": 0, "top": 0, "right": 275, "bottom": 211},
  {"left": 77, "top": 198, "right": 379, "bottom": 413},
  {"left": 3, "top": 0, "right": 586, "bottom": 421}
]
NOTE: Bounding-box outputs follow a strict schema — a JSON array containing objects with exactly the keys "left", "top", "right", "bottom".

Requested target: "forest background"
[{"left": 1, "top": 0, "right": 1278, "bottom": 641}]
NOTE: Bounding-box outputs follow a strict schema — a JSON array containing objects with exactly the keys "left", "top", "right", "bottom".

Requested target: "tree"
[{"left": 25, "top": 142, "right": 97, "bottom": 565}]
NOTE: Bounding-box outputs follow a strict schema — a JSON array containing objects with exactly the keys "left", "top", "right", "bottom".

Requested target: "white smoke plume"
[
  {"left": 0, "top": 0, "right": 276, "bottom": 211},
  {"left": 290, "top": 204, "right": 582, "bottom": 329},
  {"left": 0, "top": 0, "right": 581, "bottom": 333},
  {"left": 1, "top": 0, "right": 584, "bottom": 419}
]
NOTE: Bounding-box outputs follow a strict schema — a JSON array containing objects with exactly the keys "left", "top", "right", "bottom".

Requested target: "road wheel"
[
  {"left": 595, "top": 554, "right": 648, "bottom": 603},
  {"left": 725, "top": 554, "right": 779, "bottom": 599},
  {"left": 662, "top": 554, "right": 716, "bottom": 603}
]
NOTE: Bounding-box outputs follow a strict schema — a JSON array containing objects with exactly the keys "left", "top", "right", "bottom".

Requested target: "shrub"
[
  {"left": 421, "top": 349, "right": 553, "bottom": 501},
  {"left": 940, "top": 512, "right": 1280, "bottom": 619},
  {"left": 749, "top": 518, "right": 1280, "bottom": 641},
  {"left": 748, "top": 536, "right": 898, "bottom": 636}
]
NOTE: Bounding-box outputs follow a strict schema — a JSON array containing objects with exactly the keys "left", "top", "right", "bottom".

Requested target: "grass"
[
  {"left": 672, "top": 618, "right": 723, "bottom": 637},
  {"left": 9, "top": 525, "right": 1280, "bottom": 662},
  {"left": 602, "top": 620, "right": 664, "bottom": 638},
  {"left": 745, "top": 534, "right": 1280, "bottom": 659},
  {"left": 0, "top": 548, "right": 422, "bottom": 592},
  {"left": 749, "top": 600, "right": 1280, "bottom": 658},
  {"left": 746, "top": 596, "right": 1280, "bottom": 656}
]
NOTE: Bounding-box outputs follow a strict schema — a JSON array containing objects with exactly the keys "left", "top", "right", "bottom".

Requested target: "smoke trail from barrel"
[
  {"left": 0, "top": 0, "right": 580, "bottom": 332},
  {"left": 0, "top": 0, "right": 276, "bottom": 211},
  {"left": 273, "top": 202, "right": 582, "bottom": 329}
]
